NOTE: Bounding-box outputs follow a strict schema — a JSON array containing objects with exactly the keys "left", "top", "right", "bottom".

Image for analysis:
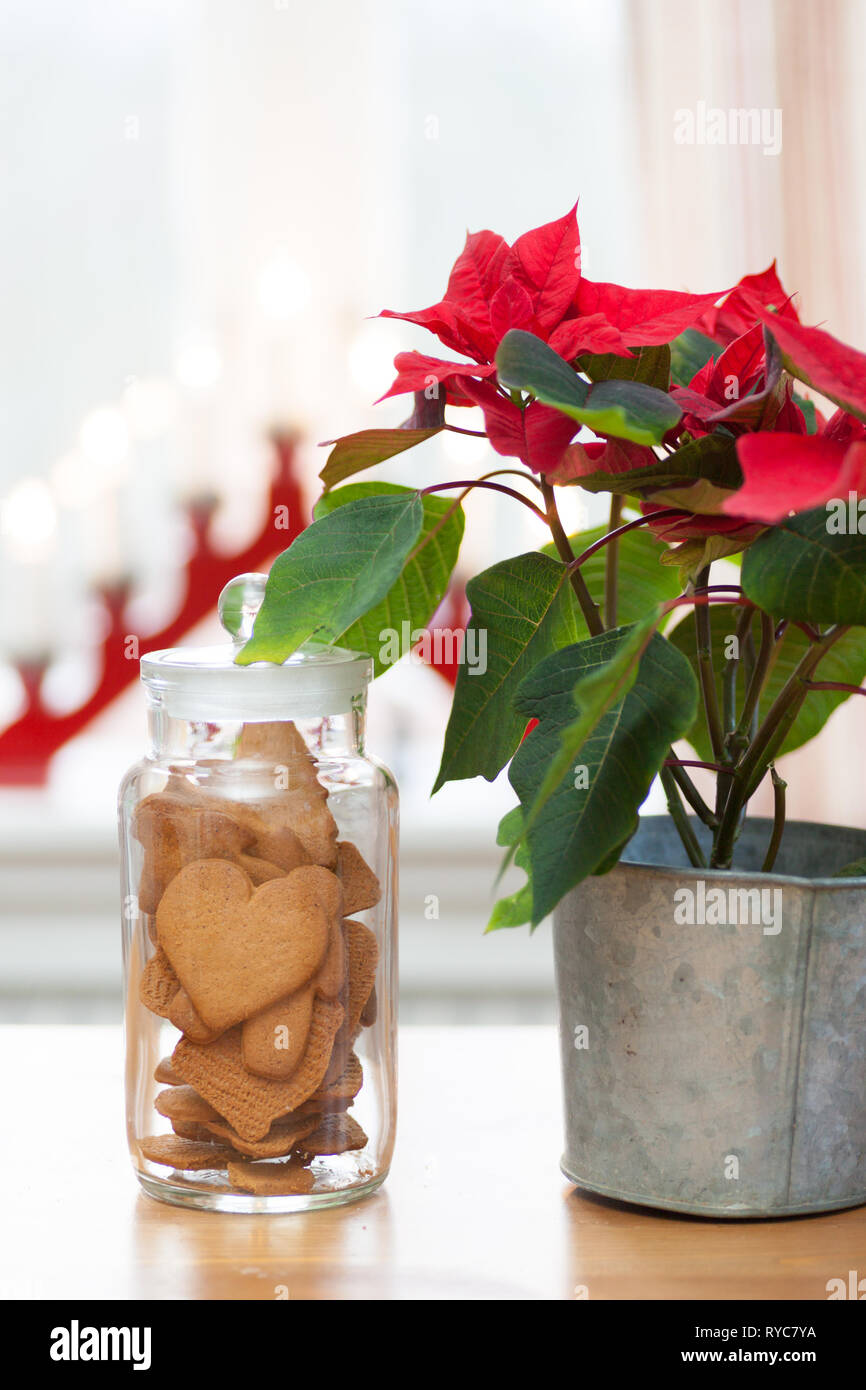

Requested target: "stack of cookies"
[{"left": 133, "top": 720, "right": 381, "bottom": 1196}]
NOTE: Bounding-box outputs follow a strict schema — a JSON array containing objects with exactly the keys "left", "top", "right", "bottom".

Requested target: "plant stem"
[
  {"left": 711, "top": 625, "right": 849, "bottom": 868},
  {"left": 664, "top": 593, "right": 753, "bottom": 614},
  {"left": 694, "top": 566, "right": 725, "bottom": 763},
  {"left": 604, "top": 493, "right": 623, "bottom": 628},
  {"left": 803, "top": 680, "right": 866, "bottom": 695},
  {"left": 411, "top": 470, "right": 546, "bottom": 562},
  {"left": 716, "top": 607, "right": 757, "bottom": 823},
  {"left": 660, "top": 766, "right": 706, "bottom": 866},
  {"left": 722, "top": 607, "right": 752, "bottom": 736},
  {"left": 664, "top": 758, "right": 730, "bottom": 772},
  {"left": 722, "top": 655, "right": 737, "bottom": 737},
  {"left": 761, "top": 766, "right": 787, "bottom": 873},
  {"left": 738, "top": 626, "right": 847, "bottom": 800},
  {"left": 733, "top": 611, "right": 775, "bottom": 744},
  {"left": 570, "top": 508, "right": 683, "bottom": 571},
  {"left": 476, "top": 467, "right": 546, "bottom": 490},
  {"left": 540, "top": 478, "right": 604, "bottom": 636},
  {"left": 666, "top": 758, "right": 719, "bottom": 828},
  {"left": 726, "top": 606, "right": 755, "bottom": 738},
  {"left": 420, "top": 478, "right": 547, "bottom": 522}
]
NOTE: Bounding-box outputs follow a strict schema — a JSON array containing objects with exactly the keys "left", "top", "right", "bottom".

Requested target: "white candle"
[
  {"left": 174, "top": 332, "right": 222, "bottom": 499},
  {"left": 0, "top": 477, "right": 58, "bottom": 659},
  {"left": 255, "top": 252, "right": 311, "bottom": 424},
  {"left": 77, "top": 407, "right": 131, "bottom": 584}
]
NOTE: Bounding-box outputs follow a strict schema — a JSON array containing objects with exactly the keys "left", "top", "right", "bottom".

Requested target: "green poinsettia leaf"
[
  {"left": 238, "top": 491, "right": 423, "bottom": 665},
  {"left": 433, "top": 552, "right": 580, "bottom": 791},
  {"left": 512, "top": 616, "right": 658, "bottom": 853},
  {"left": 495, "top": 330, "right": 682, "bottom": 446},
  {"left": 578, "top": 343, "right": 671, "bottom": 392},
  {"left": 486, "top": 807, "right": 534, "bottom": 931},
  {"left": 561, "top": 430, "right": 741, "bottom": 495},
  {"left": 574, "top": 378, "right": 683, "bottom": 446},
  {"left": 318, "top": 427, "right": 441, "bottom": 490},
  {"left": 313, "top": 482, "right": 464, "bottom": 677},
  {"left": 742, "top": 508, "right": 866, "bottom": 627},
  {"left": 509, "top": 626, "right": 698, "bottom": 923},
  {"left": 669, "top": 328, "right": 720, "bottom": 387},
  {"left": 792, "top": 392, "right": 818, "bottom": 434}
]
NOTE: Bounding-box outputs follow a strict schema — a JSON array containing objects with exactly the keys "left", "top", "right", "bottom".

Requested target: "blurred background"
[{"left": 1, "top": 0, "right": 864, "bottom": 1023}]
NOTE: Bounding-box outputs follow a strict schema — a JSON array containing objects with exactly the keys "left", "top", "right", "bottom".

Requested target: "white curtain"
[{"left": 628, "top": 0, "right": 866, "bottom": 828}]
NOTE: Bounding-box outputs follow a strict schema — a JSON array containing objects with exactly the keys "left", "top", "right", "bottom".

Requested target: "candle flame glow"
[{"left": 1, "top": 477, "right": 58, "bottom": 561}]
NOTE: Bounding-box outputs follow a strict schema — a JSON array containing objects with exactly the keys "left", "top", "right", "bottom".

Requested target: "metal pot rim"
[{"left": 621, "top": 814, "right": 866, "bottom": 891}]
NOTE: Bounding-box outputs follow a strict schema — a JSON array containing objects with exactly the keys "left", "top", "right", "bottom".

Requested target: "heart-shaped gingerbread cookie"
[
  {"left": 236, "top": 720, "right": 315, "bottom": 766},
  {"left": 156, "top": 860, "right": 339, "bottom": 1032},
  {"left": 172, "top": 998, "right": 344, "bottom": 1139},
  {"left": 133, "top": 792, "right": 255, "bottom": 915},
  {"left": 162, "top": 721, "right": 340, "bottom": 868},
  {"left": 336, "top": 841, "right": 381, "bottom": 915},
  {"left": 241, "top": 982, "right": 316, "bottom": 1079}
]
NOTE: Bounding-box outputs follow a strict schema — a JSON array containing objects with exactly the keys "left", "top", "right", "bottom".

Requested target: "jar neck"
[{"left": 145, "top": 698, "right": 367, "bottom": 762}]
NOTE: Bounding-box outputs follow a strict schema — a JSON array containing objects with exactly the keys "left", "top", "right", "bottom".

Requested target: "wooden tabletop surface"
[{"left": 3, "top": 1024, "right": 863, "bottom": 1301}]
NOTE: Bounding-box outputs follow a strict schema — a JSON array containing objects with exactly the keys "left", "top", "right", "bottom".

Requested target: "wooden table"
[{"left": 4, "top": 1025, "right": 863, "bottom": 1300}]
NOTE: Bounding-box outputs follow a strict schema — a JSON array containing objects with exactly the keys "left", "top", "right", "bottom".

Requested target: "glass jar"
[{"left": 118, "top": 575, "right": 398, "bottom": 1212}]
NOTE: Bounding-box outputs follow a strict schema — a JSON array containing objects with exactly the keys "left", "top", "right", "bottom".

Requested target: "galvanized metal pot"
[{"left": 554, "top": 817, "right": 866, "bottom": 1218}]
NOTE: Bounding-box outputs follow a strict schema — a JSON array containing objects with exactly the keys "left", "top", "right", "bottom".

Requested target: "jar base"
[{"left": 136, "top": 1168, "right": 387, "bottom": 1215}]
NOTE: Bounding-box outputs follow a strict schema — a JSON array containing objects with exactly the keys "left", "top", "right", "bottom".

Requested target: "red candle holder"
[{"left": 0, "top": 432, "right": 465, "bottom": 786}]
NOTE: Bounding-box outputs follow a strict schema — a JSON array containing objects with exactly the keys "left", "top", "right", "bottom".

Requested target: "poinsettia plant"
[{"left": 239, "top": 204, "right": 866, "bottom": 926}]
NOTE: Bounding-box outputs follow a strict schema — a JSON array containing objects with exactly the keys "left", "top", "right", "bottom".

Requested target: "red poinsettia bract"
[
  {"left": 721, "top": 305, "right": 866, "bottom": 523},
  {"left": 378, "top": 204, "right": 724, "bottom": 474}
]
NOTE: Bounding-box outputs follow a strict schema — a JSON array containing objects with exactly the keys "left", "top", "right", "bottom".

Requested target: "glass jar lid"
[{"left": 140, "top": 573, "right": 373, "bottom": 720}]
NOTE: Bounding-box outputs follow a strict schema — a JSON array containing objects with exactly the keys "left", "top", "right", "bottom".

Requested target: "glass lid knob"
[{"left": 217, "top": 572, "right": 268, "bottom": 644}]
